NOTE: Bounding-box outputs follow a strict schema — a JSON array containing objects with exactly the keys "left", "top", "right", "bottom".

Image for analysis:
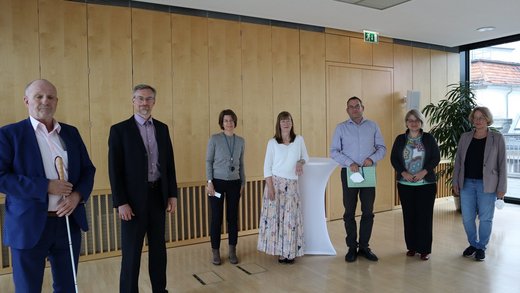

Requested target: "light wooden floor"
[{"left": 2, "top": 198, "right": 519, "bottom": 293}]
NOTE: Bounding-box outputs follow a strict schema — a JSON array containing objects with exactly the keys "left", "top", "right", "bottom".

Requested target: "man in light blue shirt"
[{"left": 330, "top": 96, "right": 386, "bottom": 262}]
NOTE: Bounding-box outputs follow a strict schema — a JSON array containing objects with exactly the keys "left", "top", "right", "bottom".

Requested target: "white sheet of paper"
[
  {"left": 350, "top": 172, "right": 365, "bottom": 183},
  {"left": 214, "top": 191, "right": 221, "bottom": 198}
]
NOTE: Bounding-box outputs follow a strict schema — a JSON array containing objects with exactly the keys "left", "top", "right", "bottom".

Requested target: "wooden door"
[{"left": 327, "top": 64, "right": 394, "bottom": 220}]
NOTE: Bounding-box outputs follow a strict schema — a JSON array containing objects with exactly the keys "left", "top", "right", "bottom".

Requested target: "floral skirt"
[{"left": 257, "top": 175, "right": 304, "bottom": 259}]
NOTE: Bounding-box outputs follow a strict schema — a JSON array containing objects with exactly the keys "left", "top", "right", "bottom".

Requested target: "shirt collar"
[
  {"left": 29, "top": 116, "right": 61, "bottom": 134},
  {"left": 347, "top": 117, "right": 366, "bottom": 125},
  {"left": 134, "top": 114, "right": 154, "bottom": 126}
]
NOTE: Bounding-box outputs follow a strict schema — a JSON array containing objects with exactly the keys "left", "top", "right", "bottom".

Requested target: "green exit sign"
[{"left": 363, "top": 30, "right": 379, "bottom": 44}]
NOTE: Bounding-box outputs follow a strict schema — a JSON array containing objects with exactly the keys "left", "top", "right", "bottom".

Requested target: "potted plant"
[{"left": 422, "top": 82, "right": 477, "bottom": 211}]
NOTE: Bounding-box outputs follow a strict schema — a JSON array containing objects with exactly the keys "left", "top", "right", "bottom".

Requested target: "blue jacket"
[{"left": 0, "top": 118, "right": 95, "bottom": 249}]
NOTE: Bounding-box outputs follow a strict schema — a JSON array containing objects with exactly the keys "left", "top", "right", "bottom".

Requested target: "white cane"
[{"left": 55, "top": 156, "right": 79, "bottom": 293}]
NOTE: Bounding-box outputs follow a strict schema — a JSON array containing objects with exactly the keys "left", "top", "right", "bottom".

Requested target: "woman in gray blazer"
[{"left": 452, "top": 106, "right": 507, "bottom": 261}]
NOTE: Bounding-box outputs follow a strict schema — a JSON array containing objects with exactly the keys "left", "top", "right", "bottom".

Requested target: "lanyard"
[{"left": 224, "top": 133, "right": 235, "bottom": 162}]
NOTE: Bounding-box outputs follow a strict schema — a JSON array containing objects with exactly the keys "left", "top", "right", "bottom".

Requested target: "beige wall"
[{"left": 0, "top": 0, "right": 460, "bottom": 219}]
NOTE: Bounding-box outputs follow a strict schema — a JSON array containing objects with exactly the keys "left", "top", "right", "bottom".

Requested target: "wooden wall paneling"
[
  {"left": 131, "top": 8, "right": 173, "bottom": 133},
  {"left": 326, "top": 28, "right": 393, "bottom": 44},
  {"left": 447, "top": 52, "right": 461, "bottom": 85},
  {"left": 392, "top": 44, "right": 413, "bottom": 140},
  {"left": 0, "top": 0, "right": 40, "bottom": 126},
  {"left": 325, "top": 28, "right": 363, "bottom": 38},
  {"left": 392, "top": 44, "right": 412, "bottom": 206},
  {"left": 208, "top": 18, "right": 242, "bottom": 137},
  {"left": 172, "top": 14, "right": 209, "bottom": 183},
  {"left": 373, "top": 41, "right": 394, "bottom": 68},
  {"left": 326, "top": 64, "right": 362, "bottom": 220},
  {"left": 430, "top": 50, "right": 448, "bottom": 109},
  {"left": 196, "top": 186, "right": 203, "bottom": 239},
  {"left": 412, "top": 47, "right": 431, "bottom": 111},
  {"left": 300, "top": 30, "right": 326, "bottom": 157},
  {"left": 39, "top": 0, "right": 90, "bottom": 149},
  {"left": 361, "top": 68, "right": 394, "bottom": 212},
  {"left": 186, "top": 186, "right": 193, "bottom": 239},
  {"left": 87, "top": 4, "right": 133, "bottom": 189},
  {"left": 240, "top": 22, "right": 273, "bottom": 178},
  {"left": 272, "top": 26, "right": 301, "bottom": 125},
  {"left": 325, "top": 33, "right": 349, "bottom": 63},
  {"left": 350, "top": 37, "right": 373, "bottom": 66}
]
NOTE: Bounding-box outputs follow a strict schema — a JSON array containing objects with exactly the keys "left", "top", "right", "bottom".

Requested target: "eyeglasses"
[
  {"left": 473, "top": 116, "right": 487, "bottom": 122},
  {"left": 347, "top": 104, "right": 362, "bottom": 110},
  {"left": 134, "top": 96, "right": 155, "bottom": 103},
  {"left": 406, "top": 119, "right": 421, "bottom": 124}
]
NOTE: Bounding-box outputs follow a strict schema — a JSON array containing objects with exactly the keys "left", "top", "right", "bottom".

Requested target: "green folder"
[{"left": 346, "top": 166, "right": 377, "bottom": 188}]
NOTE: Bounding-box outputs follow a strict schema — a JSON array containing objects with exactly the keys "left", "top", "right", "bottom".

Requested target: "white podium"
[{"left": 299, "top": 157, "right": 338, "bottom": 255}]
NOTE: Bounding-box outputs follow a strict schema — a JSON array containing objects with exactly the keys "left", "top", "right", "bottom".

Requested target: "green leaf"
[{"left": 422, "top": 82, "right": 477, "bottom": 183}]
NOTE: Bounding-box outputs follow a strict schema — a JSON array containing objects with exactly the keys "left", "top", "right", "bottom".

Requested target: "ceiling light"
[{"left": 476, "top": 26, "right": 495, "bottom": 32}]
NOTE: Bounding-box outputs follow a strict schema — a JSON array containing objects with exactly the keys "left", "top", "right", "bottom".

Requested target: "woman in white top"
[{"left": 257, "top": 111, "right": 309, "bottom": 264}]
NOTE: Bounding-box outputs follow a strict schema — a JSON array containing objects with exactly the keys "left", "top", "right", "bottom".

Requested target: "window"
[{"left": 470, "top": 41, "right": 520, "bottom": 202}]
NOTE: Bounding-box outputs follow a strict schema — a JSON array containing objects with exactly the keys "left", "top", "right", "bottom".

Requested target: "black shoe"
[
  {"left": 463, "top": 246, "right": 477, "bottom": 257},
  {"left": 345, "top": 248, "right": 357, "bottom": 262},
  {"left": 278, "top": 257, "right": 286, "bottom": 264},
  {"left": 285, "top": 258, "right": 295, "bottom": 264},
  {"left": 358, "top": 248, "right": 379, "bottom": 261},
  {"left": 475, "top": 249, "right": 485, "bottom": 261}
]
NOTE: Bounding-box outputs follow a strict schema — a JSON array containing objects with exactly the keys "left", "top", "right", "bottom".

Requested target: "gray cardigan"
[
  {"left": 453, "top": 129, "right": 507, "bottom": 194},
  {"left": 206, "top": 132, "right": 245, "bottom": 186}
]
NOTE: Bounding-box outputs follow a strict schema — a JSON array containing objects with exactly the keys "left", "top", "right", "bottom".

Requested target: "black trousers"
[
  {"left": 340, "top": 168, "right": 376, "bottom": 249},
  {"left": 209, "top": 179, "right": 242, "bottom": 249},
  {"left": 397, "top": 182, "right": 437, "bottom": 254},
  {"left": 120, "top": 183, "right": 167, "bottom": 293}
]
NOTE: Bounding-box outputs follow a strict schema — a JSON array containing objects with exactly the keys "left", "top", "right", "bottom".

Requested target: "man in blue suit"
[
  {"left": 0, "top": 79, "right": 96, "bottom": 292},
  {"left": 109, "top": 84, "right": 178, "bottom": 293}
]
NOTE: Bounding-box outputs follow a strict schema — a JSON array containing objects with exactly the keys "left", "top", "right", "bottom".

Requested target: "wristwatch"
[{"left": 208, "top": 180, "right": 212, "bottom": 183}]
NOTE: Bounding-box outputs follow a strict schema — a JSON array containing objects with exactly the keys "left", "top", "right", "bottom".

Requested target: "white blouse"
[{"left": 263, "top": 135, "right": 309, "bottom": 180}]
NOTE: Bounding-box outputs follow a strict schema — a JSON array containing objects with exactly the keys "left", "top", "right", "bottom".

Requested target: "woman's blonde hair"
[{"left": 469, "top": 106, "right": 494, "bottom": 126}]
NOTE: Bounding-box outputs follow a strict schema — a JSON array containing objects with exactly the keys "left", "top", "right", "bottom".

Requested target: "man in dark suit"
[
  {"left": 0, "top": 79, "right": 96, "bottom": 292},
  {"left": 108, "top": 84, "right": 178, "bottom": 293}
]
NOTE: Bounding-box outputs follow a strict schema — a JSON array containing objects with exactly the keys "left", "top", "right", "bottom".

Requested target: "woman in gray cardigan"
[
  {"left": 453, "top": 106, "right": 507, "bottom": 261},
  {"left": 206, "top": 109, "right": 245, "bottom": 265}
]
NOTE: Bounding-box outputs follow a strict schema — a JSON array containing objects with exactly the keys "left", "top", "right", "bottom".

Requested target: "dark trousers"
[
  {"left": 11, "top": 217, "right": 81, "bottom": 293},
  {"left": 341, "top": 168, "right": 376, "bottom": 249},
  {"left": 120, "top": 183, "right": 167, "bottom": 293},
  {"left": 397, "top": 182, "right": 437, "bottom": 254},
  {"left": 209, "top": 179, "right": 242, "bottom": 249}
]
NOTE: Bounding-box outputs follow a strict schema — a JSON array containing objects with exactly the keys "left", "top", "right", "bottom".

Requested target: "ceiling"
[{"left": 134, "top": 0, "right": 520, "bottom": 48}]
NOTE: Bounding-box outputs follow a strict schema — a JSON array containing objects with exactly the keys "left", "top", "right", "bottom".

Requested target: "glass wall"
[{"left": 470, "top": 41, "right": 520, "bottom": 202}]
